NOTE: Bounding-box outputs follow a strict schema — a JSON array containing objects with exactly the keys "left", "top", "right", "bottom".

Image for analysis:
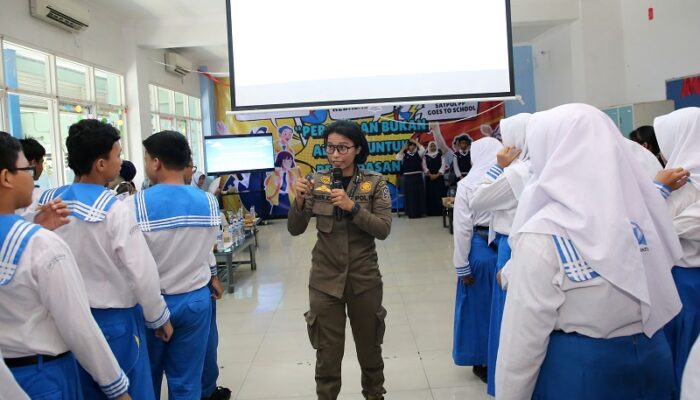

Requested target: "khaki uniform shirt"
[{"left": 288, "top": 169, "right": 392, "bottom": 298}]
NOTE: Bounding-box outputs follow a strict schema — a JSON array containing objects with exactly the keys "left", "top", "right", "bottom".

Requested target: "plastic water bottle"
[
  {"left": 250, "top": 205, "right": 256, "bottom": 219},
  {"left": 216, "top": 227, "right": 225, "bottom": 250},
  {"left": 236, "top": 216, "right": 244, "bottom": 243},
  {"left": 228, "top": 222, "right": 236, "bottom": 247}
]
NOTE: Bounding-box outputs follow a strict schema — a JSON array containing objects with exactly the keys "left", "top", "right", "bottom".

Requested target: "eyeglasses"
[
  {"left": 13, "top": 166, "right": 36, "bottom": 178},
  {"left": 325, "top": 144, "right": 355, "bottom": 155},
  {"left": 192, "top": 165, "right": 198, "bottom": 173}
]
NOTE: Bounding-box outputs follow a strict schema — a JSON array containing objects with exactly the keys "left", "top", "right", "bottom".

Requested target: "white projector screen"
[
  {"left": 204, "top": 135, "right": 276, "bottom": 175},
  {"left": 226, "top": 0, "right": 514, "bottom": 112}
]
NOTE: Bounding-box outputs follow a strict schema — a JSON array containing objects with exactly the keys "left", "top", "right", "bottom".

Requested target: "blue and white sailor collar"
[
  {"left": 38, "top": 183, "right": 117, "bottom": 223},
  {"left": 134, "top": 184, "right": 220, "bottom": 232},
  {"left": 0, "top": 215, "right": 41, "bottom": 285}
]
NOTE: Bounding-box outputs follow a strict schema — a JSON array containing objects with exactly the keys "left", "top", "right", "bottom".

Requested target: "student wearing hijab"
[
  {"left": 397, "top": 139, "right": 426, "bottom": 218},
  {"left": 423, "top": 141, "right": 448, "bottom": 216},
  {"left": 192, "top": 170, "right": 207, "bottom": 190},
  {"left": 452, "top": 137, "right": 502, "bottom": 383},
  {"left": 469, "top": 113, "right": 530, "bottom": 395},
  {"left": 496, "top": 104, "right": 681, "bottom": 400},
  {"left": 654, "top": 107, "right": 700, "bottom": 399}
]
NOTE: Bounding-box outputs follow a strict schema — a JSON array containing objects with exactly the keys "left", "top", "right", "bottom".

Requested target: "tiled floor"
[{"left": 207, "top": 216, "right": 491, "bottom": 400}]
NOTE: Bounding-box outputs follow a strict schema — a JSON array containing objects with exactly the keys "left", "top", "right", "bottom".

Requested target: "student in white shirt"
[
  {"left": 496, "top": 104, "right": 681, "bottom": 400},
  {"left": 452, "top": 137, "right": 502, "bottom": 384},
  {"left": 681, "top": 338, "right": 700, "bottom": 400},
  {"left": 0, "top": 131, "right": 131, "bottom": 400},
  {"left": 469, "top": 113, "right": 530, "bottom": 395},
  {"left": 0, "top": 349, "right": 29, "bottom": 400},
  {"left": 39, "top": 119, "right": 173, "bottom": 400},
  {"left": 654, "top": 107, "right": 700, "bottom": 399},
  {"left": 132, "top": 131, "right": 221, "bottom": 399}
]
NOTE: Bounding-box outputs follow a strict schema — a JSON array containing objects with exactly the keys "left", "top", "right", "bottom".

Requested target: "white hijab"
[
  {"left": 462, "top": 137, "right": 503, "bottom": 191},
  {"left": 191, "top": 171, "right": 206, "bottom": 189},
  {"left": 654, "top": 107, "right": 700, "bottom": 191},
  {"left": 499, "top": 113, "right": 532, "bottom": 199},
  {"left": 511, "top": 103, "right": 682, "bottom": 337},
  {"left": 425, "top": 141, "right": 440, "bottom": 158},
  {"left": 626, "top": 140, "right": 663, "bottom": 181}
]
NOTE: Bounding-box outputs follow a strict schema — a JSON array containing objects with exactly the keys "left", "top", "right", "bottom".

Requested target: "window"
[
  {"left": 149, "top": 84, "right": 204, "bottom": 170},
  {"left": 0, "top": 40, "right": 127, "bottom": 187}
]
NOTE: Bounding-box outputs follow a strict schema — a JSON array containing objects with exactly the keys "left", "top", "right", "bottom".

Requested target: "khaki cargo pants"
[{"left": 305, "top": 284, "right": 387, "bottom": 400}]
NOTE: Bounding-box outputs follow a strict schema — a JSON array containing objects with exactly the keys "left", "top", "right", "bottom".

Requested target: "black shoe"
[
  {"left": 202, "top": 386, "right": 232, "bottom": 400},
  {"left": 472, "top": 365, "right": 488, "bottom": 384}
]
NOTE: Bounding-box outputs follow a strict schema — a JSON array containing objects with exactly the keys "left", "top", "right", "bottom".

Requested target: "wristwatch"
[{"left": 350, "top": 202, "right": 361, "bottom": 216}]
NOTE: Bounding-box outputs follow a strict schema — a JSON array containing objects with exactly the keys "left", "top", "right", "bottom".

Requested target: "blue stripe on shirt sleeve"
[{"left": 654, "top": 181, "right": 671, "bottom": 200}]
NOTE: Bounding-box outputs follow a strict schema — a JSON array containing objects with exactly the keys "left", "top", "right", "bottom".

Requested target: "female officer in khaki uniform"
[{"left": 288, "top": 120, "right": 393, "bottom": 400}]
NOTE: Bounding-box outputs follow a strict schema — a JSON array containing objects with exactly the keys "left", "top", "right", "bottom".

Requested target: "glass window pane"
[
  {"left": 189, "top": 120, "right": 203, "bottom": 169},
  {"left": 159, "top": 116, "right": 173, "bottom": 131},
  {"left": 59, "top": 103, "right": 91, "bottom": 184},
  {"left": 149, "top": 85, "right": 157, "bottom": 113},
  {"left": 56, "top": 58, "right": 88, "bottom": 100},
  {"left": 95, "top": 69, "right": 122, "bottom": 106},
  {"left": 3, "top": 43, "right": 50, "bottom": 94},
  {"left": 188, "top": 96, "right": 201, "bottom": 119},
  {"left": 158, "top": 87, "right": 171, "bottom": 114},
  {"left": 174, "top": 92, "right": 186, "bottom": 117},
  {"left": 151, "top": 114, "right": 158, "bottom": 134},
  {"left": 176, "top": 119, "right": 188, "bottom": 136},
  {"left": 7, "top": 94, "right": 58, "bottom": 188}
]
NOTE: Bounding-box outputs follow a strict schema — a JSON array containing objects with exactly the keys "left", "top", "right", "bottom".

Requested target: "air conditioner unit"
[
  {"left": 30, "top": 0, "right": 90, "bottom": 33},
  {"left": 165, "top": 52, "right": 192, "bottom": 77}
]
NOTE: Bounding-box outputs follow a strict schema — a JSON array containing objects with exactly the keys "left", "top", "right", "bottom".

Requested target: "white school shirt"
[
  {"left": 453, "top": 179, "right": 491, "bottom": 276},
  {"left": 495, "top": 233, "right": 646, "bottom": 400},
  {"left": 0, "top": 349, "right": 29, "bottom": 400},
  {"left": 125, "top": 199, "right": 218, "bottom": 295},
  {"left": 471, "top": 164, "right": 519, "bottom": 243},
  {"left": 51, "top": 200, "right": 170, "bottom": 328},
  {"left": 665, "top": 183, "right": 700, "bottom": 268},
  {"left": 682, "top": 338, "right": 700, "bottom": 400},
  {"left": 0, "top": 228, "right": 128, "bottom": 397}
]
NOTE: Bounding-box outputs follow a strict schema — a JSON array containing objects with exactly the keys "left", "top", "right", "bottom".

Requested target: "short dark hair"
[
  {"left": 323, "top": 120, "right": 369, "bottom": 164},
  {"left": 19, "top": 138, "right": 46, "bottom": 162},
  {"left": 629, "top": 126, "right": 661, "bottom": 156},
  {"left": 119, "top": 160, "right": 137, "bottom": 181},
  {"left": 66, "top": 119, "right": 121, "bottom": 176},
  {"left": 278, "top": 125, "right": 293, "bottom": 134},
  {"left": 142, "top": 131, "right": 192, "bottom": 170},
  {"left": 0, "top": 132, "right": 22, "bottom": 173}
]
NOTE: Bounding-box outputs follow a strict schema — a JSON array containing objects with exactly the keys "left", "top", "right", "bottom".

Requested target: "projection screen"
[{"left": 226, "top": 0, "right": 514, "bottom": 112}]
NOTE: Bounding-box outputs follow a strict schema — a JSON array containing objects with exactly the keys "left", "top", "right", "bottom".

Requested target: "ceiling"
[{"left": 90, "top": 0, "right": 573, "bottom": 70}]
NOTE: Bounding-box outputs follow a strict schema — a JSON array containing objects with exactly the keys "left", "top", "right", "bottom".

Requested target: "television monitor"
[{"left": 203, "top": 134, "right": 275, "bottom": 175}]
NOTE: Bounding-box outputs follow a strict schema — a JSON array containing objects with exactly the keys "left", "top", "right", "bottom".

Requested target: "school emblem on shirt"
[
  {"left": 360, "top": 181, "right": 372, "bottom": 193},
  {"left": 631, "top": 222, "right": 649, "bottom": 252},
  {"left": 320, "top": 175, "right": 331, "bottom": 185},
  {"left": 315, "top": 184, "right": 332, "bottom": 194}
]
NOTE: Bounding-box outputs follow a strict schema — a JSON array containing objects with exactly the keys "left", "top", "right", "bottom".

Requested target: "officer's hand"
[
  {"left": 155, "top": 320, "right": 174, "bottom": 342},
  {"left": 497, "top": 146, "right": 521, "bottom": 169},
  {"left": 294, "top": 177, "right": 313, "bottom": 210},
  {"left": 34, "top": 199, "right": 70, "bottom": 231},
  {"left": 655, "top": 168, "right": 690, "bottom": 191},
  {"left": 210, "top": 276, "right": 224, "bottom": 300},
  {"left": 460, "top": 275, "right": 475, "bottom": 286},
  {"left": 331, "top": 188, "right": 354, "bottom": 212}
]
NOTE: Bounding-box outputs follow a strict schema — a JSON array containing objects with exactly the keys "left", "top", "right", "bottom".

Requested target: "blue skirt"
[
  {"left": 452, "top": 230, "right": 497, "bottom": 366},
  {"left": 664, "top": 266, "right": 700, "bottom": 399},
  {"left": 533, "top": 330, "right": 674, "bottom": 400},
  {"left": 487, "top": 233, "right": 511, "bottom": 395}
]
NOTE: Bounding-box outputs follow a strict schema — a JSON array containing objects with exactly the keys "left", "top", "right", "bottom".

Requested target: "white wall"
[
  {"left": 530, "top": 0, "right": 700, "bottom": 110},
  {"left": 0, "top": 0, "right": 201, "bottom": 186},
  {"left": 621, "top": 0, "right": 700, "bottom": 103}
]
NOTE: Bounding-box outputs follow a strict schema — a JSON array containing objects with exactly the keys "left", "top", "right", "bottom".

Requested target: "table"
[
  {"left": 214, "top": 232, "right": 257, "bottom": 293},
  {"left": 442, "top": 197, "right": 455, "bottom": 235}
]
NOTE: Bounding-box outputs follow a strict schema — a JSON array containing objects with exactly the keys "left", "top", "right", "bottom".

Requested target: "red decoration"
[{"left": 648, "top": 7, "right": 654, "bottom": 20}]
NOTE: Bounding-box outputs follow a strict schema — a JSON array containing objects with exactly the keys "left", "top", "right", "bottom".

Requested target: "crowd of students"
[
  {"left": 0, "top": 121, "right": 231, "bottom": 399},
  {"left": 452, "top": 104, "right": 700, "bottom": 399}
]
